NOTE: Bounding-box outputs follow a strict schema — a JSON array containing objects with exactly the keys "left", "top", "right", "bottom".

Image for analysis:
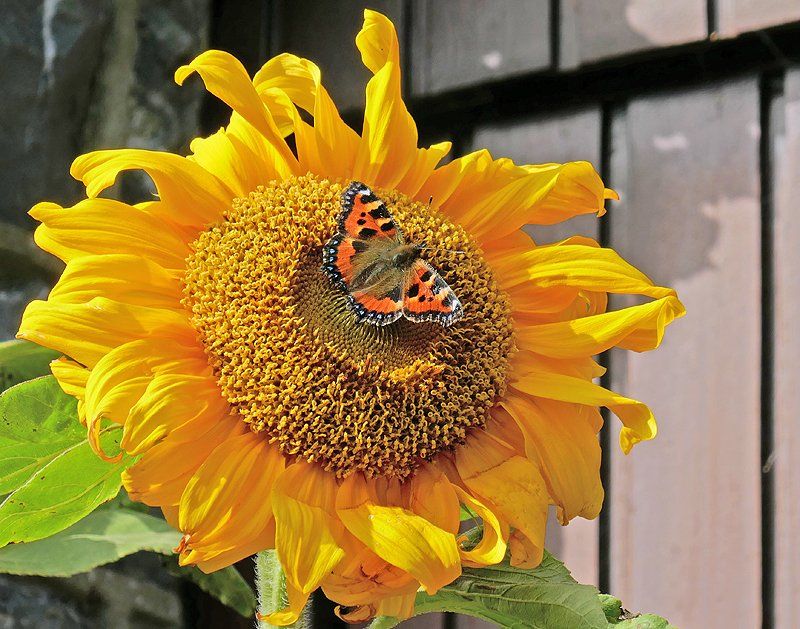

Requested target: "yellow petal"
[
  {"left": 30, "top": 199, "right": 189, "bottom": 268},
  {"left": 512, "top": 350, "right": 606, "bottom": 382},
  {"left": 188, "top": 128, "right": 264, "bottom": 199},
  {"left": 454, "top": 486, "right": 508, "bottom": 567},
  {"left": 18, "top": 298, "right": 194, "bottom": 368},
  {"left": 397, "top": 141, "right": 452, "bottom": 198},
  {"left": 455, "top": 430, "right": 549, "bottom": 569},
  {"left": 254, "top": 53, "right": 360, "bottom": 179},
  {"left": 422, "top": 155, "right": 609, "bottom": 243},
  {"left": 511, "top": 370, "right": 656, "bottom": 453},
  {"left": 489, "top": 243, "right": 677, "bottom": 299},
  {"left": 49, "top": 357, "right": 89, "bottom": 399},
  {"left": 374, "top": 591, "right": 417, "bottom": 620},
  {"left": 353, "top": 10, "right": 418, "bottom": 189},
  {"left": 175, "top": 50, "right": 298, "bottom": 178},
  {"left": 48, "top": 254, "right": 181, "bottom": 310},
  {"left": 402, "top": 462, "right": 460, "bottom": 534},
  {"left": 272, "top": 462, "right": 346, "bottom": 594},
  {"left": 178, "top": 432, "right": 285, "bottom": 560},
  {"left": 120, "top": 373, "right": 228, "bottom": 455},
  {"left": 336, "top": 473, "right": 460, "bottom": 594},
  {"left": 516, "top": 296, "right": 685, "bottom": 359},
  {"left": 70, "top": 149, "right": 235, "bottom": 227},
  {"left": 123, "top": 418, "right": 245, "bottom": 506},
  {"left": 500, "top": 393, "right": 603, "bottom": 523}
]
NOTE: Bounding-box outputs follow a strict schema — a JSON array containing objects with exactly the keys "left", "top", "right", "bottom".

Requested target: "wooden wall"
[{"left": 205, "top": 1, "right": 800, "bottom": 627}]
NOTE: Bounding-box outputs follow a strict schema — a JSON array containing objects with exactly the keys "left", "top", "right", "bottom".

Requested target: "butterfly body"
[{"left": 322, "top": 182, "right": 463, "bottom": 327}]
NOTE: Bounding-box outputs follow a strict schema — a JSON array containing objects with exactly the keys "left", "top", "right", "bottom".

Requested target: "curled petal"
[
  {"left": 49, "top": 357, "right": 89, "bottom": 400},
  {"left": 176, "top": 50, "right": 298, "bottom": 178},
  {"left": 455, "top": 430, "right": 549, "bottom": 569},
  {"left": 455, "top": 487, "right": 508, "bottom": 567},
  {"left": 512, "top": 370, "right": 657, "bottom": 453},
  {"left": 517, "top": 296, "right": 685, "bottom": 358},
  {"left": 71, "top": 149, "right": 235, "bottom": 226},
  {"left": 353, "top": 9, "right": 419, "bottom": 189},
  {"left": 336, "top": 473, "right": 460, "bottom": 594}
]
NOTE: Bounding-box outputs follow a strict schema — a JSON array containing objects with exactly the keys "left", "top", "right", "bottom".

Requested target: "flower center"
[{"left": 183, "top": 175, "right": 514, "bottom": 479}]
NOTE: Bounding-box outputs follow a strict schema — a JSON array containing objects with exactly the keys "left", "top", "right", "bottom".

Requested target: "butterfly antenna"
[{"left": 419, "top": 245, "right": 466, "bottom": 255}]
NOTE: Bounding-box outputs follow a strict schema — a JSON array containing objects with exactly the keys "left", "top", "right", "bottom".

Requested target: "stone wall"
[{"left": 0, "top": 0, "right": 210, "bottom": 626}]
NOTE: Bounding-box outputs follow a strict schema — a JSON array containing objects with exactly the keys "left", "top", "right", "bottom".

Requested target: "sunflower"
[{"left": 17, "top": 9, "right": 684, "bottom": 625}]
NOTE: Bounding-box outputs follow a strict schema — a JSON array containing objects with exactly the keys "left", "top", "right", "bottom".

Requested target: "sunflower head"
[{"left": 18, "top": 9, "right": 684, "bottom": 625}]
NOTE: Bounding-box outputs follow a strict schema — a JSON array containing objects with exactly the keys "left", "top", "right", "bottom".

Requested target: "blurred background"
[{"left": 1, "top": 1, "right": 799, "bottom": 628}]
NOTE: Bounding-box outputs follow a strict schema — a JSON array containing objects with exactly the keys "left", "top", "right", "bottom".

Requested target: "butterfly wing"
[
  {"left": 323, "top": 182, "right": 405, "bottom": 325},
  {"left": 337, "top": 181, "right": 401, "bottom": 241},
  {"left": 402, "top": 260, "right": 463, "bottom": 326}
]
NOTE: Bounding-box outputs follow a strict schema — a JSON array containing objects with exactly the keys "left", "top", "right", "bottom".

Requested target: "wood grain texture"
[
  {"left": 410, "top": 0, "right": 550, "bottom": 96},
  {"left": 717, "top": 0, "right": 800, "bottom": 36},
  {"left": 560, "top": 0, "right": 707, "bottom": 69},
  {"left": 472, "top": 107, "right": 602, "bottom": 588},
  {"left": 274, "top": 0, "right": 405, "bottom": 113},
  {"left": 772, "top": 69, "right": 800, "bottom": 629},
  {"left": 607, "top": 80, "right": 762, "bottom": 627}
]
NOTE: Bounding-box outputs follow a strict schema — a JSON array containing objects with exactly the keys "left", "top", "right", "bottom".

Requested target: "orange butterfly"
[{"left": 322, "top": 182, "right": 463, "bottom": 326}]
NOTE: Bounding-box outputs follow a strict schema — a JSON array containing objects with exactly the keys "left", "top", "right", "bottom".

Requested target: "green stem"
[{"left": 254, "top": 550, "right": 311, "bottom": 629}]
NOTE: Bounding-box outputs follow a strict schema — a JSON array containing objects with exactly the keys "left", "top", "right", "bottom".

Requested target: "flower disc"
[{"left": 183, "top": 175, "right": 515, "bottom": 478}]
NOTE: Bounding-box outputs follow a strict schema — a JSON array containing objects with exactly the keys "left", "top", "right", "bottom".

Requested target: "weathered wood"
[
  {"left": 274, "top": 0, "right": 405, "bottom": 113},
  {"left": 560, "top": 0, "right": 707, "bottom": 69},
  {"left": 472, "top": 107, "right": 602, "bottom": 588},
  {"left": 772, "top": 69, "right": 800, "bottom": 629},
  {"left": 410, "top": 0, "right": 550, "bottom": 96},
  {"left": 718, "top": 0, "right": 800, "bottom": 36},
  {"left": 607, "top": 80, "right": 762, "bottom": 627}
]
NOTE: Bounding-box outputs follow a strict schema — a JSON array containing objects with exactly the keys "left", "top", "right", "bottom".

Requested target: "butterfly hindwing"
[
  {"left": 337, "top": 181, "right": 400, "bottom": 241},
  {"left": 349, "top": 284, "right": 404, "bottom": 326},
  {"left": 402, "top": 260, "right": 463, "bottom": 325}
]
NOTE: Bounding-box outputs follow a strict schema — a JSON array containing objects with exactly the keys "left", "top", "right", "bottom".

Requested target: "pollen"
[{"left": 183, "top": 175, "right": 515, "bottom": 479}]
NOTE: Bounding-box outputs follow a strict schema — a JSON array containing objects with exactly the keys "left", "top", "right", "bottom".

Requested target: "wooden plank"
[
  {"left": 718, "top": 0, "right": 800, "bottom": 36},
  {"left": 560, "top": 0, "right": 707, "bottom": 69},
  {"left": 607, "top": 80, "right": 761, "bottom": 627},
  {"left": 275, "top": 0, "right": 405, "bottom": 113},
  {"left": 472, "top": 108, "right": 602, "bottom": 588},
  {"left": 410, "top": 0, "right": 550, "bottom": 96},
  {"left": 773, "top": 69, "right": 800, "bottom": 629}
]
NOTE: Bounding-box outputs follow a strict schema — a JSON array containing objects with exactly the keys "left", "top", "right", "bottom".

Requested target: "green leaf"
[
  {"left": 616, "top": 614, "right": 676, "bottom": 628},
  {"left": 0, "top": 340, "right": 60, "bottom": 392},
  {"left": 0, "top": 376, "right": 133, "bottom": 546},
  {"left": 410, "top": 549, "right": 607, "bottom": 629},
  {"left": 0, "top": 507, "right": 179, "bottom": 576},
  {"left": 0, "top": 377, "right": 85, "bottom": 494},
  {"left": 599, "top": 594, "right": 624, "bottom": 623},
  {"left": 168, "top": 561, "right": 257, "bottom": 618}
]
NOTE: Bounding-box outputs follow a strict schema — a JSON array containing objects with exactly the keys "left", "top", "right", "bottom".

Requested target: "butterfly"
[{"left": 322, "top": 181, "right": 463, "bottom": 327}]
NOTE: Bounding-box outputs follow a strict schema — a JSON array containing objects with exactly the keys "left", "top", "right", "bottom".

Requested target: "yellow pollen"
[{"left": 183, "top": 175, "right": 514, "bottom": 479}]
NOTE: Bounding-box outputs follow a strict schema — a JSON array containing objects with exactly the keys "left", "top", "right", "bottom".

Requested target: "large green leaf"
[
  {"left": 0, "top": 507, "right": 179, "bottom": 576},
  {"left": 0, "top": 376, "right": 133, "bottom": 545},
  {"left": 168, "top": 561, "right": 257, "bottom": 618},
  {"left": 0, "top": 376, "right": 85, "bottom": 494},
  {"left": 0, "top": 340, "right": 60, "bottom": 391},
  {"left": 412, "top": 554, "right": 607, "bottom": 629}
]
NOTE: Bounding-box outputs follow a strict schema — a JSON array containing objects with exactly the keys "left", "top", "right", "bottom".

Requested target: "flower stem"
[{"left": 255, "top": 550, "right": 311, "bottom": 628}]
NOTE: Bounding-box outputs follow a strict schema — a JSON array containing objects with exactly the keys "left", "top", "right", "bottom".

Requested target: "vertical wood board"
[
  {"left": 772, "top": 68, "right": 800, "bottom": 629},
  {"left": 608, "top": 79, "right": 762, "bottom": 627},
  {"left": 410, "top": 0, "right": 550, "bottom": 96}
]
